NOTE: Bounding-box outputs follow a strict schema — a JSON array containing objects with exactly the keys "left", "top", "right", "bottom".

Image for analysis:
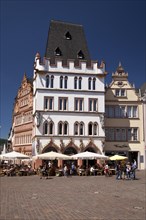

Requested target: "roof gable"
[{"left": 45, "top": 20, "right": 91, "bottom": 63}]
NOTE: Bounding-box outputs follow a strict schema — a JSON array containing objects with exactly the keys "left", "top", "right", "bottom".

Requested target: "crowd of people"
[{"left": 0, "top": 159, "right": 137, "bottom": 180}]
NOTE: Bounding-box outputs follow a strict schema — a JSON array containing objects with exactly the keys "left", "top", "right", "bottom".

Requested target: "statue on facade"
[
  {"left": 36, "top": 111, "right": 41, "bottom": 127},
  {"left": 100, "top": 114, "right": 104, "bottom": 128},
  {"left": 60, "top": 139, "right": 64, "bottom": 153},
  {"left": 79, "top": 139, "right": 84, "bottom": 152}
]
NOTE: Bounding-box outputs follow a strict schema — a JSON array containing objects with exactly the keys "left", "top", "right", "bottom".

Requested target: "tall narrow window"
[
  {"left": 44, "top": 122, "right": 48, "bottom": 135},
  {"left": 74, "top": 77, "right": 77, "bottom": 89},
  {"left": 64, "top": 122, "right": 68, "bottom": 135},
  {"left": 60, "top": 76, "right": 63, "bottom": 88},
  {"left": 80, "top": 123, "right": 84, "bottom": 135},
  {"left": 89, "top": 99, "right": 97, "bottom": 112},
  {"left": 133, "top": 128, "right": 138, "bottom": 141},
  {"left": 58, "top": 123, "right": 63, "bottom": 135},
  {"left": 88, "top": 123, "right": 92, "bottom": 135},
  {"left": 64, "top": 76, "right": 68, "bottom": 89},
  {"left": 88, "top": 78, "right": 91, "bottom": 90},
  {"left": 59, "top": 98, "right": 68, "bottom": 110},
  {"left": 74, "top": 123, "right": 78, "bottom": 135},
  {"left": 49, "top": 98, "right": 53, "bottom": 110},
  {"left": 94, "top": 123, "right": 98, "bottom": 135},
  {"left": 49, "top": 122, "right": 53, "bottom": 135},
  {"left": 93, "top": 78, "right": 96, "bottom": 90},
  {"left": 75, "top": 98, "right": 83, "bottom": 111},
  {"left": 46, "top": 75, "right": 49, "bottom": 88},
  {"left": 44, "top": 97, "right": 53, "bottom": 110},
  {"left": 44, "top": 98, "right": 48, "bottom": 109},
  {"left": 79, "top": 77, "right": 82, "bottom": 89},
  {"left": 50, "top": 75, "right": 54, "bottom": 88}
]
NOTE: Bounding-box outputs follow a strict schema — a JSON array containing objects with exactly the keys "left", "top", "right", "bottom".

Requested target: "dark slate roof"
[
  {"left": 45, "top": 20, "right": 91, "bottom": 64},
  {"left": 140, "top": 82, "right": 146, "bottom": 96}
]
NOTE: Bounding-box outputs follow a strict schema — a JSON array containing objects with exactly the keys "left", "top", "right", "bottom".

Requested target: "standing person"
[
  {"left": 126, "top": 162, "right": 131, "bottom": 180},
  {"left": 131, "top": 159, "right": 137, "bottom": 179},
  {"left": 63, "top": 164, "right": 68, "bottom": 177},
  {"left": 115, "top": 162, "right": 122, "bottom": 180}
]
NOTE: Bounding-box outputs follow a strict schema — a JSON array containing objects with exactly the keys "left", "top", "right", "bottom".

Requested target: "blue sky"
[{"left": 0, "top": 0, "right": 145, "bottom": 139}]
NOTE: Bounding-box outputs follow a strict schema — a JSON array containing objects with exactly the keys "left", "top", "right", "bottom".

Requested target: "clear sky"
[{"left": 0, "top": 0, "right": 145, "bottom": 139}]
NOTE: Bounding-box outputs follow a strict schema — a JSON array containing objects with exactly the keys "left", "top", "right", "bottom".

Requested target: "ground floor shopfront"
[{"left": 104, "top": 142, "right": 145, "bottom": 169}]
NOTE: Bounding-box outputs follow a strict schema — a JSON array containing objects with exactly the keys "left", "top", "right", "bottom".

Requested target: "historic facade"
[
  {"left": 10, "top": 74, "right": 33, "bottom": 156},
  {"left": 104, "top": 63, "right": 145, "bottom": 169},
  {"left": 32, "top": 20, "right": 107, "bottom": 162},
  {"left": 140, "top": 83, "right": 146, "bottom": 169}
]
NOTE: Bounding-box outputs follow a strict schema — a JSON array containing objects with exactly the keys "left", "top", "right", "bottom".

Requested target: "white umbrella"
[
  {"left": 1, "top": 151, "right": 30, "bottom": 160},
  {"left": 34, "top": 151, "right": 71, "bottom": 160},
  {"left": 71, "top": 151, "right": 108, "bottom": 168},
  {"left": 71, "top": 151, "right": 109, "bottom": 160}
]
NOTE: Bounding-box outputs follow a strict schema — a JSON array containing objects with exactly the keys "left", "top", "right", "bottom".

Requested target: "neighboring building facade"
[
  {"left": 10, "top": 74, "right": 33, "bottom": 156},
  {"left": 140, "top": 83, "right": 146, "bottom": 169},
  {"left": 32, "top": 20, "right": 107, "bottom": 163},
  {"left": 104, "top": 63, "right": 145, "bottom": 169}
]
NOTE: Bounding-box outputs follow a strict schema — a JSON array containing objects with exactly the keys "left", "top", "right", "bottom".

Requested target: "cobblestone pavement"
[{"left": 0, "top": 170, "right": 145, "bottom": 220}]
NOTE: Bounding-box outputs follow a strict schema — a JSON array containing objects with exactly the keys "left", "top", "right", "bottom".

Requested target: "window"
[
  {"left": 127, "top": 106, "right": 138, "bottom": 118},
  {"left": 93, "top": 123, "right": 98, "bottom": 135},
  {"left": 115, "top": 89, "right": 126, "bottom": 97},
  {"left": 79, "top": 77, "right": 82, "bottom": 89},
  {"left": 49, "top": 122, "right": 53, "bottom": 135},
  {"left": 58, "top": 122, "right": 63, "bottom": 135},
  {"left": 105, "top": 105, "right": 127, "bottom": 118},
  {"left": 77, "top": 50, "right": 84, "bottom": 59},
  {"left": 60, "top": 76, "right": 63, "bottom": 88},
  {"left": 59, "top": 97, "right": 68, "bottom": 110},
  {"left": 128, "top": 128, "right": 138, "bottom": 141},
  {"left": 46, "top": 75, "right": 49, "bottom": 88},
  {"left": 93, "top": 78, "right": 96, "bottom": 90},
  {"left": 80, "top": 123, "right": 84, "bottom": 135},
  {"left": 55, "top": 47, "right": 62, "bottom": 56},
  {"left": 89, "top": 99, "right": 97, "bottom": 112},
  {"left": 44, "top": 121, "right": 48, "bottom": 135},
  {"left": 74, "top": 122, "right": 78, "bottom": 135},
  {"left": 74, "top": 122, "right": 84, "bottom": 135},
  {"left": 74, "top": 77, "right": 77, "bottom": 89},
  {"left": 64, "top": 76, "right": 68, "bottom": 89},
  {"left": 50, "top": 75, "right": 54, "bottom": 88},
  {"left": 44, "top": 97, "right": 53, "bottom": 110},
  {"left": 58, "top": 121, "right": 68, "bottom": 135},
  {"left": 106, "top": 127, "right": 138, "bottom": 141},
  {"left": 88, "top": 122, "right": 93, "bottom": 135},
  {"left": 75, "top": 98, "right": 83, "bottom": 111},
  {"left": 64, "top": 122, "right": 68, "bottom": 135},
  {"left": 88, "top": 78, "right": 91, "bottom": 90},
  {"left": 65, "top": 31, "right": 72, "bottom": 40}
]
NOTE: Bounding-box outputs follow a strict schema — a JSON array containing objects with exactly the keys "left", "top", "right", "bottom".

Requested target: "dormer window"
[
  {"left": 77, "top": 50, "right": 84, "bottom": 59},
  {"left": 65, "top": 31, "right": 72, "bottom": 40},
  {"left": 55, "top": 47, "right": 62, "bottom": 56}
]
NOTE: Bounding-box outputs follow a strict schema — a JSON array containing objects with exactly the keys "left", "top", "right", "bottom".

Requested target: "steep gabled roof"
[
  {"left": 140, "top": 82, "right": 146, "bottom": 96},
  {"left": 45, "top": 20, "right": 91, "bottom": 63}
]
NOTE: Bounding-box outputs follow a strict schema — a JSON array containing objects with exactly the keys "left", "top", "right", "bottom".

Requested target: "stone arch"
[
  {"left": 42, "top": 139, "right": 59, "bottom": 153},
  {"left": 85, "top": 139, "right": 101, "bottom": 154},
  {"left": 63, "top": 138, "right": 78, "bottom": 155}
]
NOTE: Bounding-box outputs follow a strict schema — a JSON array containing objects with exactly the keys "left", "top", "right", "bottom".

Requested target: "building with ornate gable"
[
  {"left": 10, "top": 74, "right": 33, "bottom": 156},
  {"left": 32, "top": 20, "right": 107, "bottom": 166},
  {"left": 104, "top": 63, "right": 144, "bottom": 169},
  {"left": 140, "top": 83, "right": 146, "bottom": 169}
]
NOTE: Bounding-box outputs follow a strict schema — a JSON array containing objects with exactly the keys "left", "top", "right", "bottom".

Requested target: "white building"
[{"left": 32, "top": 21, "right": 107, "bottom": 163}]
